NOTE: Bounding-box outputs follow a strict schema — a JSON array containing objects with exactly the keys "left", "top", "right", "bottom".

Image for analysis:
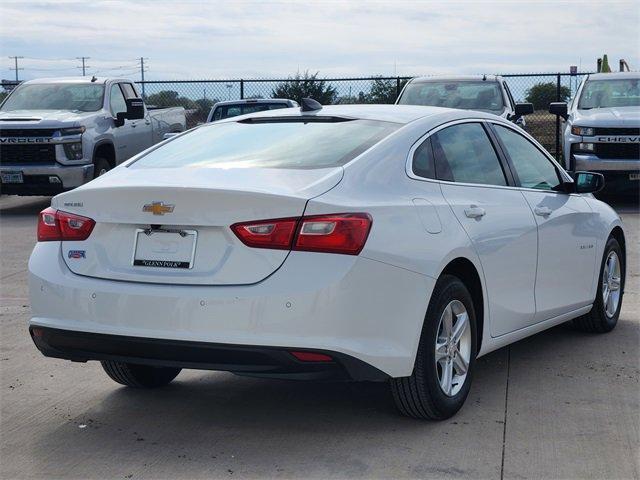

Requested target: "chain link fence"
[{"left": 1, "top": 73, "right": 592, "bottom": 160}]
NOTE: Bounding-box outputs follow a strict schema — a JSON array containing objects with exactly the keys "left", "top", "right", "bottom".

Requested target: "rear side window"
[
  {"left": 131, "top": 119, "right": 400, "bottom": 170},
  {"left": 432, "top": 123, "right": 507, "bottom": 186},
  {"left": 412, "top": 138, "right": 435, "bottom": 179},
  {"left": 493, "top": 125, "right": 561, "bottom": 191}
]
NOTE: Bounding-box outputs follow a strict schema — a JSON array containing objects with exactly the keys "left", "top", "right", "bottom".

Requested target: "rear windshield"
[
  {"left": 212, "top": 103, "right": 291, "bottom": 121},
  {"left": 398, "top": 81, "right": 504, "bottom": 112},
  {"left": 578, "top": 79, "right": 640, "bottom": 109},
  {"left": 130, "top": 119, "right": 400, "bottom": 170}
]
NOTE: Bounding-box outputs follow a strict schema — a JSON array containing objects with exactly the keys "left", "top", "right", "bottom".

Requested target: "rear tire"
[
  {"left": 101, "top": 361, "right": 181, "bottom": 388},
  {"left": 93, "top": 157, "right": 111, "bottom": 179},
  {"left": 572, "top": 237, "right": 624, "bottom": 333},
  {"left": 391, "top": 274, "right": 477, "bottom": 420}
]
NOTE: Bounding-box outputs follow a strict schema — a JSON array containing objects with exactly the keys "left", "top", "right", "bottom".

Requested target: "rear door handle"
[
  {"left": 534, "top": 206, "right": 552, "bottom": 217},
  {"left": 464, "top": 205, "right": 486, "bottom": 218}
]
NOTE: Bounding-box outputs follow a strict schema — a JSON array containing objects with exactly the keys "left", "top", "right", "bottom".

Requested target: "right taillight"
[
  {"left": 37, "top": 207, "right": 95, "bottom": 242},
  {"left": 231, "top": 213, "right": 372, "bottom": 255}
]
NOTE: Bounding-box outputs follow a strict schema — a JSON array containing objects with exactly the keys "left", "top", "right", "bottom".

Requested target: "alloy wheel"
[{"left": 435, "top": 300, "right": 472, "bottom": 397}]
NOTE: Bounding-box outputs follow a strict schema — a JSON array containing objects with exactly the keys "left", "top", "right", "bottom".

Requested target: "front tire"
[
  {"left": 93, "top": 157, "right": 111, "bottom": 179},
  {"left": 572, "top": 237, "right": 624, "bottom": 333},
  {"left": 101, "top": 361, "right": 181, "bottom": 388},
  {"left": 391, "top": 275, "right": 477, "bottom": 420}
]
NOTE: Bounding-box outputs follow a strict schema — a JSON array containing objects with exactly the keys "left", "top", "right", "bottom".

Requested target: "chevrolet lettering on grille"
[{"left": 142, "top": 201, "right": 175, "bottom": 215}]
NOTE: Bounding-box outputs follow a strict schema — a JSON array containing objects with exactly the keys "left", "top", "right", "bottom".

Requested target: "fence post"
[
  {"left": 240, "top": 79, "right": 244, "bottom": 100},
  {"left": 555, "top": 73, "right": 561, "bottom": 161},
  {"left": 396, "top": 77, "right": 401, "bottom": 100}
]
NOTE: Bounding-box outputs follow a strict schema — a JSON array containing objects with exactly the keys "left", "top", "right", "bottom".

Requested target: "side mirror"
[
  {"left": 549, "top": 102, "right": 568, "bottom": 120},
  {"left": 573, "top": 171, "right": 605, "bottom": 194},
  {"left": 125, "top": 98, "right": 145, "bottom": 120},
  {"left": 514, "top": 102, "right": 534, "bottom": 117}
]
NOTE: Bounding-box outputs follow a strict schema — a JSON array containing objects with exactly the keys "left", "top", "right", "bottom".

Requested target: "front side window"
[
  {"left": 431, "top": 123, "right": 507, "bottom": 186},
  {"left": 578, "top": 79, "right": 640, "bottom": 109},
  {"left": 109, "top": 84, "right": 127, "bottom": 116},
  {"left": 493, "top": 125, "right": 561, "bottom": 191},
  {"left": 130, "top": 119, "right": 400, "bottom": 170},
  {"left": 0, "top": 83, "right": 104, "bottom": 112},
  {"left": 398, "top": 81, "right": 505, "bottom": 113}
]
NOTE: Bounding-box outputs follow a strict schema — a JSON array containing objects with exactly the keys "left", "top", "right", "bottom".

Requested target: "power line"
[
  {"left": 76, "top": 56, "right": 90, "bottom": 76},
  {"left": 8, "top": 56, "right": 23, "bottom": 82}
]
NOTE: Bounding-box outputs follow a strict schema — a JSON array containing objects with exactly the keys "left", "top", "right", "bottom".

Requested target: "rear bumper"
[
  {"left": 0, "top": 163, "right": 93, "bottom": 195},
  {"left": 28, "top": 242, "right": 434, "bottom": 378},
  {"left": 29, "top": 326, "right": 388, "bottom": 381}
]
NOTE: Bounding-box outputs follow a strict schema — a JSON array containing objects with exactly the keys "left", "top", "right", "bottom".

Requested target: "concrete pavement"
[{"left": 1, "top": 195, "right": 638, "bottom": 480}]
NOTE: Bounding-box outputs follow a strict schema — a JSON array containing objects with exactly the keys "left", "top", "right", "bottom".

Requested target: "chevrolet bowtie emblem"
[{"left": 142, "top": 201, "right": 175, "bottom": 215}]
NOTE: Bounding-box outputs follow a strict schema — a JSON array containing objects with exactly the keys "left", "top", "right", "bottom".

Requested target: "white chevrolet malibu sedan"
[{"left": 28, "top": 102, "right": 626, "bottom": 420}]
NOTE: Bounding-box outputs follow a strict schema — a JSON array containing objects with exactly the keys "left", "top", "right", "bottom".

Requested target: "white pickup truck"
[
  {"left": 396, "top": 75, "right": 534, "bottom": 125},
  {"left": 0, "top": 77, "right": 186, "bottom": 196},
  {"left": 550, "top": 72, "right": 639, "bottom": 195}
]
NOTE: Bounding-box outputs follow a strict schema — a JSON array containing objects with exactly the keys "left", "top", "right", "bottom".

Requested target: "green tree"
[
  {"left": 146, "top": 90, "right": 197, "bottom": 110},
  {"left": 367, "top": 77, "right": 408, "bottom": 104},
  {"left": 525, "top": 82, "right": 571, "bottom": 110},
  {"left": 271, "top": 71, "right": 337, "bottom": 105}
]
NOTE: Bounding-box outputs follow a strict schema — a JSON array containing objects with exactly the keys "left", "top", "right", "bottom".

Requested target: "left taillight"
[{"left": 37, "top": 207, "right": 95, "bottom": 242}]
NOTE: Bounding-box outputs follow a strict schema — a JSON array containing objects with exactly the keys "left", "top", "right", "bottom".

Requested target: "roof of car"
[
  {"left": 213, "top": 98, "right": 296, "bottom": 106},
  {"left": 216, "top": 103, "right": 501, "bottom": 125},
  {"left": 587, "top": 72, "right": 640, "bottom": 80},
  {"left": 408, "top": 75, "right": 502, "bottom": 83}
]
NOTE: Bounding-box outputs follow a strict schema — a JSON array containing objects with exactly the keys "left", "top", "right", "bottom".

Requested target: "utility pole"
[
  {"left": 76, "top": 57, "right": 90, "bottom": 76},
  {"left": 139, "top": 57, "right": 148, "bottom": 98},
  {"left": 8, "top": 56, "right": 24, "bottom": 82}
]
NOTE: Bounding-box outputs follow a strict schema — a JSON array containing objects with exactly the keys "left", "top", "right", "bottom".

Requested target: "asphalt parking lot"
[{"left": 1, "top": 194, "right": 638, "bottom": 480}]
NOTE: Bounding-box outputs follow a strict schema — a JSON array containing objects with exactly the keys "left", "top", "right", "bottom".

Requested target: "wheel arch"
[
  {"left": 440, "top": 257, "right": 485, "bottom": 353},
  {"left": 610, "top": 226, "right": 626, "bottom": 265},
  {"left": 93, "top": 141, "right": 116, "bottom": 169}
]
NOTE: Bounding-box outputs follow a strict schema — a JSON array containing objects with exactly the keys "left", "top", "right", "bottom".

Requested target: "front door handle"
[
  {"left": 464, "top": 205, "right": 486, "bottom": 219},
  {"left": 534, "top": 206, "right": 552, "bottom": 217}
]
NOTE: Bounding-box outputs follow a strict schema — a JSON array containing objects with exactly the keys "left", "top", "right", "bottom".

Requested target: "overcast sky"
[{"left": 1, "top": 0, "right": 639, "bottom": 81}]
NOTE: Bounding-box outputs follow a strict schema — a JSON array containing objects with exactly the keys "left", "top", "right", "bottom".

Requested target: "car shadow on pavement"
[{"left": 0, "top": 196, "right": 51, "bottom": 216}]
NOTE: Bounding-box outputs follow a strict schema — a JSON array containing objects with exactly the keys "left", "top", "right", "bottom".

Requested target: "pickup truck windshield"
[
  {"left": 0, "top": 83, "right": 105, "bottom": 112},
  {"left": 131, "top": 119, "right": 400, "bottom": 169},
  {"left": 398, "top": 81, "right": 504, "bottom": 112},
  {"left": 212, "top": 103, "right": 290, "bottom": 121},
  {"left": 578, "top": 79, "right": 640, "bottom": 109}
]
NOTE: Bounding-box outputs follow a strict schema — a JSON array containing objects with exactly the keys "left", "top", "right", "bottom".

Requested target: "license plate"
[
  {"left": 1, "top": 171, "right": 23, "bottom": 184},
  {"left": 133, "top": 229, "right": 197, "bottom": 269},
  {"left": 630, "top": 173, "right": 640, "bottom": 181}
]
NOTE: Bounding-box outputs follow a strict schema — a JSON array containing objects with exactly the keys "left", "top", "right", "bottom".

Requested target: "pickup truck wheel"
[
  {"left": 572, "top": 237, "right": 624, "bottom": 333},
  {"left": 101, "top": 361, "right": 181, "bottom": 388},
  {"left": 390, "top": 275, "right": 477, "bottom": 420},
  {"left": 93, "top": 157, "right": 111, "bottom": 178}
]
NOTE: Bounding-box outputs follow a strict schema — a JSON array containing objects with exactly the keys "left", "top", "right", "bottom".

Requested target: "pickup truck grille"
[
  {"left": 593, "top": 127, "right": 640, "bottom": 136},
  {"left": 593, "top": 143, "right": 640, "bottom": 160},
  {"left": 0, "top": 128, "right": 58, "bottom": 137},
  {"left": 0, "top": 144, "right": 57, "bottom": 165}
]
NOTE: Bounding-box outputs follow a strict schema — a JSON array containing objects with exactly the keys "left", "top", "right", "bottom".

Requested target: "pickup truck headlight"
[
  {"left": 60, "top": 126, "right": 86, "bottom": 136},
  {"left": 63, "top": 142, "right": 83, "bottom": 160},
  {"left": 571, "top": 126, "right": 595, "bottom": 136}
]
